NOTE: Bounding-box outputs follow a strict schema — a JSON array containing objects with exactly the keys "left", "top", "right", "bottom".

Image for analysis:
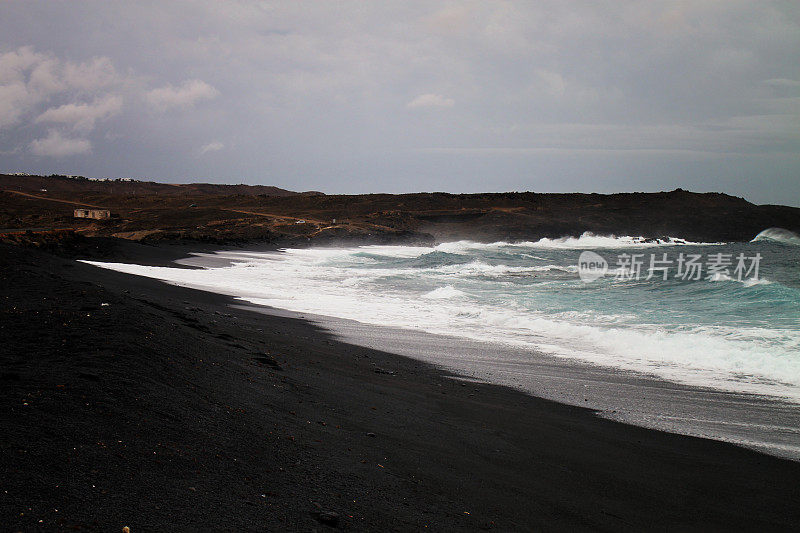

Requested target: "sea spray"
[{"left": 83, "top": 232, "right": 800, "bottom": 402}]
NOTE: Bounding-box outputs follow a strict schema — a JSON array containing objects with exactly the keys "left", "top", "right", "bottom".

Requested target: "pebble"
[{"left": 311, "top": 510, "right": 340, "bottom": 527}]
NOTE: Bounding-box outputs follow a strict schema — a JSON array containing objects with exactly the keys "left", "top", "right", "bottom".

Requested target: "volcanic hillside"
[{"left": 2, "top": 174, "right": 799, "bottom": 245}]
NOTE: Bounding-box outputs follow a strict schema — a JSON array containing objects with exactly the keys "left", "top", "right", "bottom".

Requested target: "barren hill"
[
  {"left": 0, "top": 174, "right": 322, "bottom": 198},
  {"left": 2, "top": 174, "right": 799, "bottom": 246}
]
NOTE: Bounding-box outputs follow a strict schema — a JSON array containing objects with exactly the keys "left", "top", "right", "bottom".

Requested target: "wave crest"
[
  {"left": 434, "top": 233, "right": 722, "bottom": 251},
  {"left": 421, "top": 286, "right": 465, "bottom": 299},
  {"left": 751, "top": 227, "right": 800, "bottom": 246}
]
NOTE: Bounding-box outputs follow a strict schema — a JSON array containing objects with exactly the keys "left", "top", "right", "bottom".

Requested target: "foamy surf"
[
  {"left": 421, "top": 286, "right": 465, "bottom": 299},
  {"left": 82, "top": 233, "right": 800, "bottom": 403}
]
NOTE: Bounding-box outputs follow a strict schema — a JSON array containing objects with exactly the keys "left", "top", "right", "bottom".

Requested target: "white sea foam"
[
  {"left": 512, "top": 234, "right": 719, "bottom": 249},
  {"left": 81, "top": 241, "right": 800, "bottom": 403},
  {"left": 706, "top": 272, "right": 773, "bottom": 286},
  {"left": 431, "top": 261, "right": 576, "bottom": 276},
  {"left": 348, "top": 233, "right": 724, "bottom": 259},
  {"left": 708, "top": 272, "right": 734, "bottom": 282},
  {"left": 743, "top": 277, "right": 772, "bottom": 287},
  {"left": 421, "top": 286, "right": 465, "bottom": 299}
]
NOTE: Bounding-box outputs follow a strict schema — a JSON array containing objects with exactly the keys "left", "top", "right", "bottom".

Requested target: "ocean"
[
  {"left": 85, "top": 229, "right": 800, "bottom": 400},
  {"left": 83, "top": 229, "right": 800, "bottom": 456}
]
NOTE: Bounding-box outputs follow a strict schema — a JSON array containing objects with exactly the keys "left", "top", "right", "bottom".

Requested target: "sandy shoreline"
[
  {"left": 111, "top": 242, "right": 800, "bottom": 460},
  {"left": 2, "top": 240, "right": 800, "bottom": 530},
  {"left": 267, "top": 308, "right": 800, "bottom": 460}
]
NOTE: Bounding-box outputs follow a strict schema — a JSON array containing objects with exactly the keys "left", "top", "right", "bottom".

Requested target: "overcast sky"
[{"left": 1, "top": 1, "right": 798, "bottom": 205}]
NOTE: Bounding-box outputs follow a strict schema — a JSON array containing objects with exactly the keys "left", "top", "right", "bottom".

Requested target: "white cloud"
[
  {"left": 36, "top": 95, "right": 123, "bottom": 132},
  {"left": 406, "top": 93, "right": 455, "bottom": 109},
  {"left": 146, "top": 79, "right": 219, "bottom": 110},
  {"left": 27, "top": 58, "right": 62, "bottom": 94},
  {"left": 0, "top": 46, "right": 125, "bottom": 131},
  {"left": 0, "top": 48, "right": 53, "bottom": 129},
  {"left": 0, "top": 46, "right": 44, "bottom": 85},
  {"left": 0, "top": 47, "right": 121, "bottom": 94},
  {"left": 61, "top": 56, "right": 119, "bottom": 91},
  {"left": 0, "top": 81, "right": 31, "bottom": 129},
  {"left": 29, "top": 129, "right": 91, "bottom": 157},
  {"left": 200, "top": 141, "right": 224, "bottom": 154}
]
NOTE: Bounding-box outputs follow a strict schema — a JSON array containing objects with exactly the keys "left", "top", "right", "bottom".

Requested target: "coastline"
[
  {"left": 2, "top": 241, "right": 800, "bottom": 530},
  {"left": 94, "top": 240, "right": 800, "bottom": 459},
  {"left": 264, "top": 309, "right": 800, "bottom": 460}
]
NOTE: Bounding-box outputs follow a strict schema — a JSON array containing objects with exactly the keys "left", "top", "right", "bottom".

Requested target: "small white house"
[{"left": 74, "top": 208, "right": 111, "bottom": 220}]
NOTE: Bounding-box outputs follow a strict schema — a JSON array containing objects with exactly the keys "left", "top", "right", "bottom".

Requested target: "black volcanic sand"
[{"left": 1, "top": 242, "right": 800, "bottom": 531}]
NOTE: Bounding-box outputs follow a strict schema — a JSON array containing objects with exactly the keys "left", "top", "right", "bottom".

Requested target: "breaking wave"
[
  {"left": 82, "top": 236, "right": 800, "bottom": 403},
  {"left": 752, "top": 227, "right": 800, "bottom": 246}
]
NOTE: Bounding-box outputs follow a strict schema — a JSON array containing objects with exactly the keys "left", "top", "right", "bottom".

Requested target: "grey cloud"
[
  {"left": 30, "top": 129, "right": 92, "bottom": 157},
  {"left": 0, "top": 1, "right": 798, "bottom": 205}
]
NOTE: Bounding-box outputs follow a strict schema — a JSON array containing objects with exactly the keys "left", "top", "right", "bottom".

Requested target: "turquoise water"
[{"left": 85, "top": 230, "right": 800, "bottom": 402}]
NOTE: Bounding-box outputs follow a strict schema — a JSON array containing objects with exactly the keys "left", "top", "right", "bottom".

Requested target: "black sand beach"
[{"left": 2, "top": 241, "right": 800, "bottom": 531}]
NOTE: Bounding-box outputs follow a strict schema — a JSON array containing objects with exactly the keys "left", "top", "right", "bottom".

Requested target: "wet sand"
[
  {"left": 254, "top": 309, "right": 799, "bottom": 461},
  {"left": 2, "top": 241, "right": 800, "bottom": 530}
]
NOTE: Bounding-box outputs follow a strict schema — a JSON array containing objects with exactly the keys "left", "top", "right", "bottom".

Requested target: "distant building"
[{"left": 74, "top": 208, "right": 111, "bottom": 220}]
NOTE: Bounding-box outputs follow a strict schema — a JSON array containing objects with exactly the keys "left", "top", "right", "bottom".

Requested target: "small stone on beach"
[{"left": 311, "top": 510, "right": 340, "bottom": 527}]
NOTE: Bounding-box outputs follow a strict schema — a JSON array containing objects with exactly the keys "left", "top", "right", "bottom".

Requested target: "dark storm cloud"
[{"left": 0, "top": 1, "right": 798, "bottom": 204}]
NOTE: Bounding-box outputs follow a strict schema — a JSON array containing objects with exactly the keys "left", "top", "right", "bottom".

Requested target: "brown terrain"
[{"left": 2, "top": 173, "right": 800, "bottom": 247}]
